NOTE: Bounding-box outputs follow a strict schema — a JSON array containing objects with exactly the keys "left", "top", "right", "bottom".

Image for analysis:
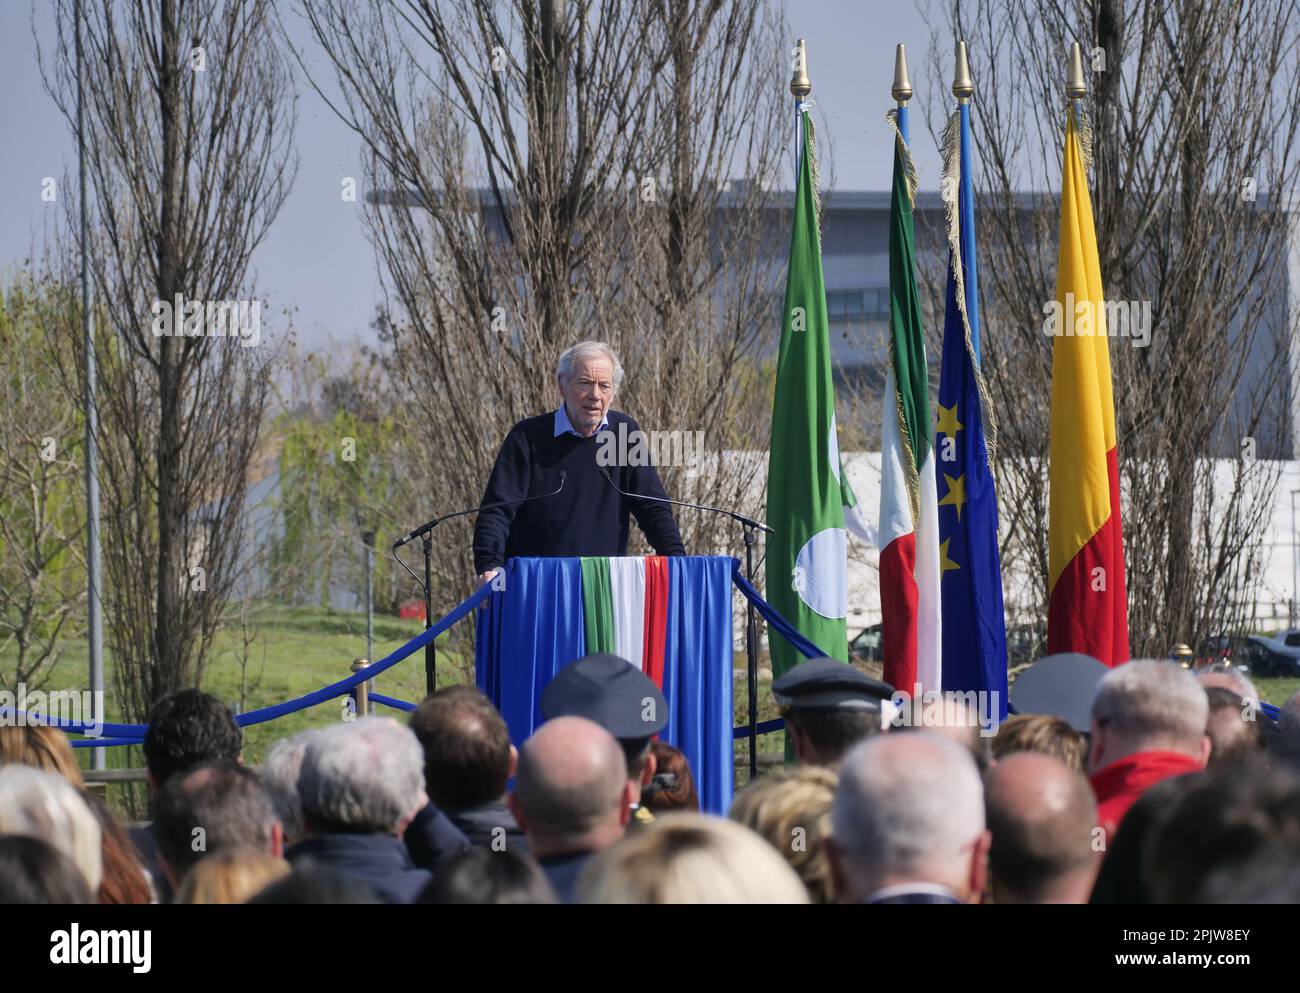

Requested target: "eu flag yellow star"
[
  {"left": 939, "top": 538, "right": 960, "bottom": 574},
  {"left": 938, "top": 472, "right": 967, "bottom": 521},
  {"left": 936, "top": 402, "right": 964, "bottom": 438}
]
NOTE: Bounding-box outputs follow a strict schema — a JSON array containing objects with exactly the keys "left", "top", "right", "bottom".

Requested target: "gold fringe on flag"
[
  {"left": 882, "top": 108, "right": 923, "bottom": 523},
  {"left": 1063, "top": 103, "right": 1094, "bottom": 171},
  {"left": 805, "top": 109, "right": 824, "bottom": 248},
  {"left": 883, "top": 109, "right": 919, "bottom": 208},
  {"left": 939, "top": 108, "right": 1000, "bottom": 478},
  {"left": 887, "top": 335, "right": 923, "bottom": 525}
]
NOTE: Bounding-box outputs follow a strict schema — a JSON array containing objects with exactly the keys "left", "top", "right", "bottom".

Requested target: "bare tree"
[
  {"left": 0, "top": 273, "right": 86, "bottom": 692},
  {"left": 924, "top": 0, "right": 1300, "bottom": 654},
  {"left": 40, "top": 0, "right": 297, "bottom": 719},
  {"left": 290, "top": 0, "right": 787, "bottom": 609}
]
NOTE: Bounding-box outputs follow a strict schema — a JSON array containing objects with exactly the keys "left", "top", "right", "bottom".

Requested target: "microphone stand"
[
  {"left": 601, "top": 468, "right": 771, "bottom": 781},
  {"left": 393, "top": 473, "right": 567, "bottom": 695}
]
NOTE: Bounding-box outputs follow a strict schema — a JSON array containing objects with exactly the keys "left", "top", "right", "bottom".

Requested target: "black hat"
[
  {"left": 772, "top": 657, "right": 894, "bottom": 714},
  {"left": 540, "top": 652, "right": 667, "bottom": 740}
]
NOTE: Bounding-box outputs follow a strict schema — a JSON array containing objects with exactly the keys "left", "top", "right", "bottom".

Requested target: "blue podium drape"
[{"left": 475, "top": 555, "right": 735, "bottom": 813}]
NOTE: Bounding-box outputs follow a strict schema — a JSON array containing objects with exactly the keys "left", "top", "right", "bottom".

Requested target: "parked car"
[
  {"left": 1243, "top": 636, "right": 1300, "bottom": 677},
  {"left": 1196, "top": 635, "right": 1300, "bottom": 678},
  {"left": 849, "top": 624, "right": 884, "bottom": 664},
  {"left": 1270, "top": 629, "right": 1300, "bottom": 655},
  {"left": 848, "top": 623, "right": 1040, "bottom": 668}
]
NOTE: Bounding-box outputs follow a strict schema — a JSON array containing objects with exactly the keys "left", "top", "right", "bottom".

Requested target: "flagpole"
[
  {"left": 1066, "top": 41, "right": 1086, "bottom": 120},
  {"left": 759, "top": 34, "right": 806, "bottom": 785},
  {"left": 753, "top": 38, "right": 814, "bottom": 782},
  {"left": 954, "top": 40, "right": 973, "bottom": 106},
  {"left": 892, "top": 43, "right": 912, "bottom": 141},
  {"left": 76, "top": 0, "right": 106, "bottom": 772},
  {"left": 791, "top": 38, "right": 810, "bottom": 184}
]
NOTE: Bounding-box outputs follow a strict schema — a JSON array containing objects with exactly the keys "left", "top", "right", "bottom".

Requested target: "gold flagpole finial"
[
  {"left": 1066, "top": 40, "right": 1087, "bottom": 98},
  {"left": 953, "top": 40, "right": 973, "bottom": 103},
  {"left": 892, "top": 43, "right": 913, "bottom": 105},
  {"left": 790, "top": 38, "right": 812, "bottom": 98}
]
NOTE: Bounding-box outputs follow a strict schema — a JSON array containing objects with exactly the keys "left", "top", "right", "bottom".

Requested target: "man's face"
[{"left": 560, "top": 356, "right": 615, "bottom": 437}]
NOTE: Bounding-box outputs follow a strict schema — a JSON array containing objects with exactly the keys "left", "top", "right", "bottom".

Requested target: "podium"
[{"left": 475, "top": 555, "right": 736, "bottom": 813}]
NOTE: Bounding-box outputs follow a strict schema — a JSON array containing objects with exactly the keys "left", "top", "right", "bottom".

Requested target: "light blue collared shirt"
[{"left": 554, "top": 404, "right": 609, "bottom": 438}]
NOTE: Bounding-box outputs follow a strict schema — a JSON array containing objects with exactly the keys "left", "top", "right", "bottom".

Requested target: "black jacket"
[
  {"left": 472, "top": 410, "right": 685, "bottom": 573},
  {"left": 403, "top": 802, "right": 471, "bottom": 870},
  {"left": 445, "top": 800, "right": 529, "bottom": 856},
  {"left": 288, "top": 833, "right": 432, "bottom": 904},
  {"left": 537, "top": 850, "right": 596, "bottom": 905}
]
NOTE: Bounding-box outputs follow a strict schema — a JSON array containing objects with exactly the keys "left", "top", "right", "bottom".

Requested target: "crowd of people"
[{"left": 2, "top": 651, "right": 1299, "bottom": 904}]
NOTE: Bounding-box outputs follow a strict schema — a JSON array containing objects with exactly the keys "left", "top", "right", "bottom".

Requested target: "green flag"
[{"left": 765, "top": 110, "right": 849, "bottom": 681}]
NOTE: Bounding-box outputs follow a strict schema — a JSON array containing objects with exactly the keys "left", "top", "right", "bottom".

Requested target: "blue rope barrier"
[
  {"left": 0, "top": 708, "right": 150, "bottom": 739},
  {"left": 733, "top": 718, "right": 784, "bottom": 739},
  {"left": 369, "top": 692, "right": 416, "bottom": 713},
  {"left": 730, "top": 566, "right": 828, "bottom": 660},
  {"left": 33, "top": 580, "right": 494, "bottom": 743},
  {"left": 232, "top": 581, "right": 492, "bottom": 729},
  {"left": 70, "top": 736, "right": 144, "bottom": 749}
]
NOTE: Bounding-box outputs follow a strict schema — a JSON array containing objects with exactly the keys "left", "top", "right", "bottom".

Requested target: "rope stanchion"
[{"left": 350, "top": 658, "right": 371, "bottom": 718}]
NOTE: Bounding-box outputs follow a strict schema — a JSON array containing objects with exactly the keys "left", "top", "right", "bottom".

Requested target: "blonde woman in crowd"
[
  {"left": 175, "top": 847, "right": 291, "bottom": 905},
  {"left": 578, "top": 813, "right": 809, "bottom": 904},
  {"left": 0, "top": 723, "right": 85, "bottom": 786},
  {"left": 729, "top": 765, "right": 837, "bottom": 903}
]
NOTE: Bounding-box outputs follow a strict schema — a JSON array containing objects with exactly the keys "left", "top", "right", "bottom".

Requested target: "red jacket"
[{"left": 1090, "top": 750, "right": 1204, "bottom": 846}]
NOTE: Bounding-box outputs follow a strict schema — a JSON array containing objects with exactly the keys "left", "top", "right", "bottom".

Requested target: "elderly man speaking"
[{"left": 473, "top": 341, "right": 685, "bottom": 582}]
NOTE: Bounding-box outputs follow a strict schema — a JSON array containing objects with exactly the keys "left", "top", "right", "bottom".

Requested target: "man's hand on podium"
[{"left": 478, "top": 568, "right": 500, "bottom": 587}]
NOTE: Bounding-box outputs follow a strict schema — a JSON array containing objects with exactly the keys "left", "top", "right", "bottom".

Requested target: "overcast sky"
[{"left": 2, "top": 1, "right": 946, "bottom": 350}]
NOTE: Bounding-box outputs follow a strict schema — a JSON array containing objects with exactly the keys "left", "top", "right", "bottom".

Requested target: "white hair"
[
  {"left": 556, "top": 341, "right": 623, "bottom": 390},
  {"left": 0, "top": 764, "right": 102, "bottom": 892},
  {"left": 298, "top": 717, "right": 426, "bottom": 835},
  {"left": 1091, "top": 660, "right": 1208, "bottom": 749},
  {"left": 832, "top": 732, "right": 984, "bottom": 882},
  {"left": 263, "top": 729, "right": 324, "bottom": 845}
]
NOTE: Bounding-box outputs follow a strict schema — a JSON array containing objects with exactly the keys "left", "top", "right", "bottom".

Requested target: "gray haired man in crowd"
[
  {"left": 1087, "top": 660, "right": 1209, "bottom": 845},
  {"left": 827, "top": 732, "right": 990, "bottom": 904},
  {"left": 153, "top": 760, "right": 283, "bottom": 888},
  {"left": 288, "top": 716, "right": 432, "bottom": 903}
]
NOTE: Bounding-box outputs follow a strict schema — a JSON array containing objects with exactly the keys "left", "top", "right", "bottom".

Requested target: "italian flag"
[
  {"left": 1046, "top": 108, "right": 1129, "bottom": 666},
  {"left": 580, "top": 556, "right": 671, "bottom": 685},
  {"left": 879, "top": 107, "right": 941, "bottom": 693}
]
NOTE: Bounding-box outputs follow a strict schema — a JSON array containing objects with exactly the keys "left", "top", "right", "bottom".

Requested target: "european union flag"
[{"left": 934, "top": 101, "right": 1008, "bottom": 718}]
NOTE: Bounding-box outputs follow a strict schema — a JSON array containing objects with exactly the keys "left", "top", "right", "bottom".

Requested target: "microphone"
[
  {"left": 392, "top": 470, "right": 567, "bottom": 550},
  {"left": 599, "top": 465, "right": 773, "bottom": 534}
]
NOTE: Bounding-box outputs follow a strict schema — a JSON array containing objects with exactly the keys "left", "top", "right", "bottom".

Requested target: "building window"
[{"left": 827, "top": 289, "right": 866, "bottom": 320}]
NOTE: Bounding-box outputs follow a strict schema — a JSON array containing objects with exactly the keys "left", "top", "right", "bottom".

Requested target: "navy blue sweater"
[{"left": 472, "top": 410, "right": 686, "bottom": 573}]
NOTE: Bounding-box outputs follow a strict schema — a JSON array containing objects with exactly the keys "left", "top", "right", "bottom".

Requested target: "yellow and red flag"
[{"left": 1046, "top": 108, "right": 1129, "bottom": 666}]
